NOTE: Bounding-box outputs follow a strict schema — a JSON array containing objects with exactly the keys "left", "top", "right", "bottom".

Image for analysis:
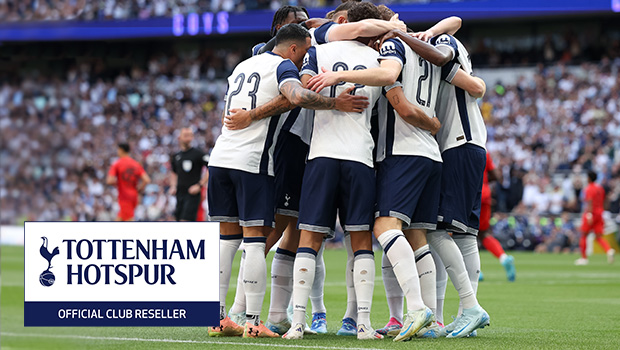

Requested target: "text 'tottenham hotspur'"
[{"left": 60, "top": 239, "right": 205, "bottom": 285}]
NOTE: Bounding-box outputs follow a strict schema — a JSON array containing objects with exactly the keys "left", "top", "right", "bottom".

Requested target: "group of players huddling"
[{"left": 206, "top": 0, "right": 493, "bottom": 341}]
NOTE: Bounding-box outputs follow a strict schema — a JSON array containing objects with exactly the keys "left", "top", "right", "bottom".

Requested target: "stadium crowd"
[
  {"left": 0, "top": 1, "right": 459, "bottom": 21},
  {"left": 1, "top": 47, "right": 619, "bottom": 252}
]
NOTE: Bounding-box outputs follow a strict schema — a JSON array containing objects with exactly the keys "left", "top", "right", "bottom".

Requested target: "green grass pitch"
[{"left": 2, "top": 244, "right": 620, "bottom": 349}]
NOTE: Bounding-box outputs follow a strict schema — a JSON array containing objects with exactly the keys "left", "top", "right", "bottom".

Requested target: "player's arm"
[
  {"left": 307, "top": 59, "right": 401, "bottom": 93},
  {"left": 280, "top": 81, "right": 367, "bottom": 112},
  {"left": 224, "top": 94, "right": 295, "bottom": 130},
  {"left": 307, "top": 39, "right": 406, "bottom": 92},
  {"left": 137, "top": 172, "right": 151, "bottom": 193},
  {"left": 327, "top": 16, "right": 406, "bottom": 42},
  {"left": 383, "top": 30, "right": 455, "bottom": 67},
  {"left": 412, "top": 16, "right": 462, "bottom": 42},
  {"left": 385, "top": 86, "right": 441, "bottom": 135},
  {"left": 106, "top": 164, "right": 117, "bottom": 185},
  {"left": 448, "top": 67, "right": 486, "bottom": 98}
]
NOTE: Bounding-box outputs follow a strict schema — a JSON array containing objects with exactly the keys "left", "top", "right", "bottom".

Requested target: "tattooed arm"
[
  {"left": 224, "top": 82, "right": 369, "bottom": 130},
  {"left": 224, "top": 94, "right": 294, "bottom": 130},
  {"left": 385, "top": 86, "right": 440, "bottom": 135},
  {"left": 279, "top": 81, "right": 368, "bottom": 112}
]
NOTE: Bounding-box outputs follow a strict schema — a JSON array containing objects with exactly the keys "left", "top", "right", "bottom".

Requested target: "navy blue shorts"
[
  {"left": 375, "top": 155, "right": 442, "bottom": 230},
  {"left": 298, "top": 157, "right": 375, "bottom": 235},
  {"left": 437, "top": 144, "right": 486, "bottom": 234},
  {"left": 207, "top": 166, "right": 275, "bottom": 227},
  {"left": 274, "top": 130, "right": 308, "bottom": 218}
]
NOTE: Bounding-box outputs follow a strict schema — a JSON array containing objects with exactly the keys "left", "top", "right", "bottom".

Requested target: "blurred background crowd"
[
  {"left": 1, "top": 0, "right": 458, "bottom": 21},
  {"left": 1, "top": 1, "right": 619, "bottom": 252}
]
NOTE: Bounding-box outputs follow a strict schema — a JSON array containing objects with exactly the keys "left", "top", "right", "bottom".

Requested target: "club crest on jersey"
[
  {"left": 380, "top": 41, "right": 396, "bottom": 56},
  {"left": 436, "top": 34, "right": 451, "bottom": 45},
  {"left": 182, "top": 160, "right": 192, "bottom": 172}
]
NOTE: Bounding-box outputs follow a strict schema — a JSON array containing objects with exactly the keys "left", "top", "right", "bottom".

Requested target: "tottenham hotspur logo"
[{"left": 39, "top": 237, "right": 59, "bottom": 287}]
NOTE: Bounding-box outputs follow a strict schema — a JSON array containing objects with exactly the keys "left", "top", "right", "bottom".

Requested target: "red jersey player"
[
  {"left": 106, "top": 143, "right": 151, "bottom": 221},
  {"left": 575, "top": 171, "right": 614, "bottom": 265},
  {"left": 479, "top": 152, "right": 516, "bottom": 281}
]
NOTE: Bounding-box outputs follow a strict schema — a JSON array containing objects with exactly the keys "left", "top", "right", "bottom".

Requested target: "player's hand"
[
  {"left": 188, "top": 184, "right": 201, "bottom": 195},
  {"left": 389, "top": 14, "right": 407, "bottom": 32},
  {"left": 335, "top": 86, "right": 369, "bottom": 113},
  {"left": 376, "top": 30, "right": 398, "bottom": 51},
  {"left": 307, "top": 67, "right": 341, "bottom": 93},
  {"left": 430, "top": 117, "right": 441, "bottom": 136},
  {"left": 304, "top": 18, "right": 330, "bottom": 29},
  {"left": 411, "top": 30, "right": 434, "bottom": 42},
  {"left": 168, "top": 186, "right": 177, "bottom": 196},
  {"left": 224, "top": 108, "right": 252, "bottom": 130}
]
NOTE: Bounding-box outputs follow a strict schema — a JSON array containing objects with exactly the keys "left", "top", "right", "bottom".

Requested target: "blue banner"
[
  {"left": 24, "top": 301, "right": 219, "bottom": 327},
  {"left": 0, "top": 0, "right": 614, "bottom": 41}
]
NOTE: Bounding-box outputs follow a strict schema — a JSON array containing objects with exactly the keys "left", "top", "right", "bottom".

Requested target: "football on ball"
[{"left": 39, "top": 270, "right": 55, "bottom": 287}]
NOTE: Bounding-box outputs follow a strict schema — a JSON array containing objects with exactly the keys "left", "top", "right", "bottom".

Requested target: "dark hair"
[
  {"left": 118, "top": 143, "right": 130, "bottom": 153},
  {"left": 377, "top": 4, "right": 395, "bottom": 21},
  {"left": 587, "top": 171, "right": 597, "bottom": 183},
  {"left": 332, "top": 1, "right": 357, "bottom": 17},
  {"left": 270, "top": 6, "right": 309, "bottom": 37},
  {"left": 347, "top": 2, "right": 381, "bottom": 23},
  {"left": 275, "top": 23, "right": 310, "bottom": 46}
]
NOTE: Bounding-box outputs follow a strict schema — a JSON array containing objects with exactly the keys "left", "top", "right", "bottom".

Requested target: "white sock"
[
  {"left": 243, "top": 237, "right": 267, "bottom": 325},
  {"left": 499, "top": 253, "right": 508, "bottom": 264},
  {"left": 431, "top": 247, "right": 447, "bottom": 324},
  {"left": 415, "top": 244, "right": 436, "bottom": 315},
  {"left": 377, "top": 229, "right": 425, "bottom": 313},
  {"left": 229, "top": 250, "right": 246, "bottom": 315},
  {"left": 353, "top": 250, "right": 375, "bottom": 328},
  {"left": 343, "top": 233, "right": 357, "bottom": 322},
  {"left": 292, "top": 247, "right": 317, "bottom": 325},
  {"left": 268, "top": 248, "right": 295, "bottom": 323},
  {"left": 381, "top": 251, "right": 404, "bottom": 323},
  {"left": 219, "top": 234, "right": 242, "bottom": 320},
  {"left": 310, "top": 242, "right": 327, "bottom": 314},
  {"left": 454, "top": 235, "right": 480, "bottom": 297},
  {"left": 428, "top": 230, "right": 478, "bottom": 310}
]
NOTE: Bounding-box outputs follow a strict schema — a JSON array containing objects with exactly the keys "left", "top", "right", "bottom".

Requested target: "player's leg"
[
  {"left": 206, "top": 166, "right": 245, "bottom": 336},
  {"left": 433, "top": 146, "right": 490, "bottom": 338},
  {"left": 376, "top": 252, "right": 404, "bottom": 336},
  {"left": 337, "top": 231, "right": 359, "bottom": 336},
  {"left": 284, "top": 157, "right": 339, "bottom": 339},
  {"left": 286, "top": 229, "right": 324, "bottom": 339},
  {"left": 593, "top": 215, "right": 614, "bottom": 263},
  {"left": 431, "top": 247, "right": 447, "bottom": 326},
  {"left": 224, "top": 169, "right": 278, "bottom": 338},
  {"left": 402, "top": 160, "right": 442, "bottom": 338},
  {"left": 576, "top": 217, "right": 590, "bottom": 265},
  {"left": 266, "top": 215, "right": 298, "bottom": 334},
  {"left": 340, "top": 160, "right": 382, "bottom": 340},
  {"left": 310, "top": 241, "right": 328, "bottom": 333}
]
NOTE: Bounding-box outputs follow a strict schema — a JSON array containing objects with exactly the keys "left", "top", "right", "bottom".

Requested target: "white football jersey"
[
  {"left": 209, "top": 52, "right": 301, "bottom": 176},
  {"left": 432, "top": 34, "right": 487, "bottom": 153},
  {"left": 375, "top": 38, "right": 443, "bottom": 163},
  {"left": 301, "top": 40, "right": 382, "bottom": 167}
]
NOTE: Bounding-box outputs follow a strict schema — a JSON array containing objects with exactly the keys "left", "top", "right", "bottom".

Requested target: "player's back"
[
  {"left": 376, "top": 38, "right": 442, "bottom": 163},
  {"left": 112, "top": 156, "right": 143, "bottom": 200},
  {"left": 305, "top": 40, "right": 382, "bottom": 168},
  {"left": 209, "top": 52, "right": 298, "bottom": 176},
  {"left": 585, "top": 182, "right": 605, "bottom": 214},
  {"left": 434, "top": 35, "right": 487, "bottom": 153}
]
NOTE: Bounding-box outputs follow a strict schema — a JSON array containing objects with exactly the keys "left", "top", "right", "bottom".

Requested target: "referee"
[{"left": 169, "top": 128, "right": 209, "bottom": 221}]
